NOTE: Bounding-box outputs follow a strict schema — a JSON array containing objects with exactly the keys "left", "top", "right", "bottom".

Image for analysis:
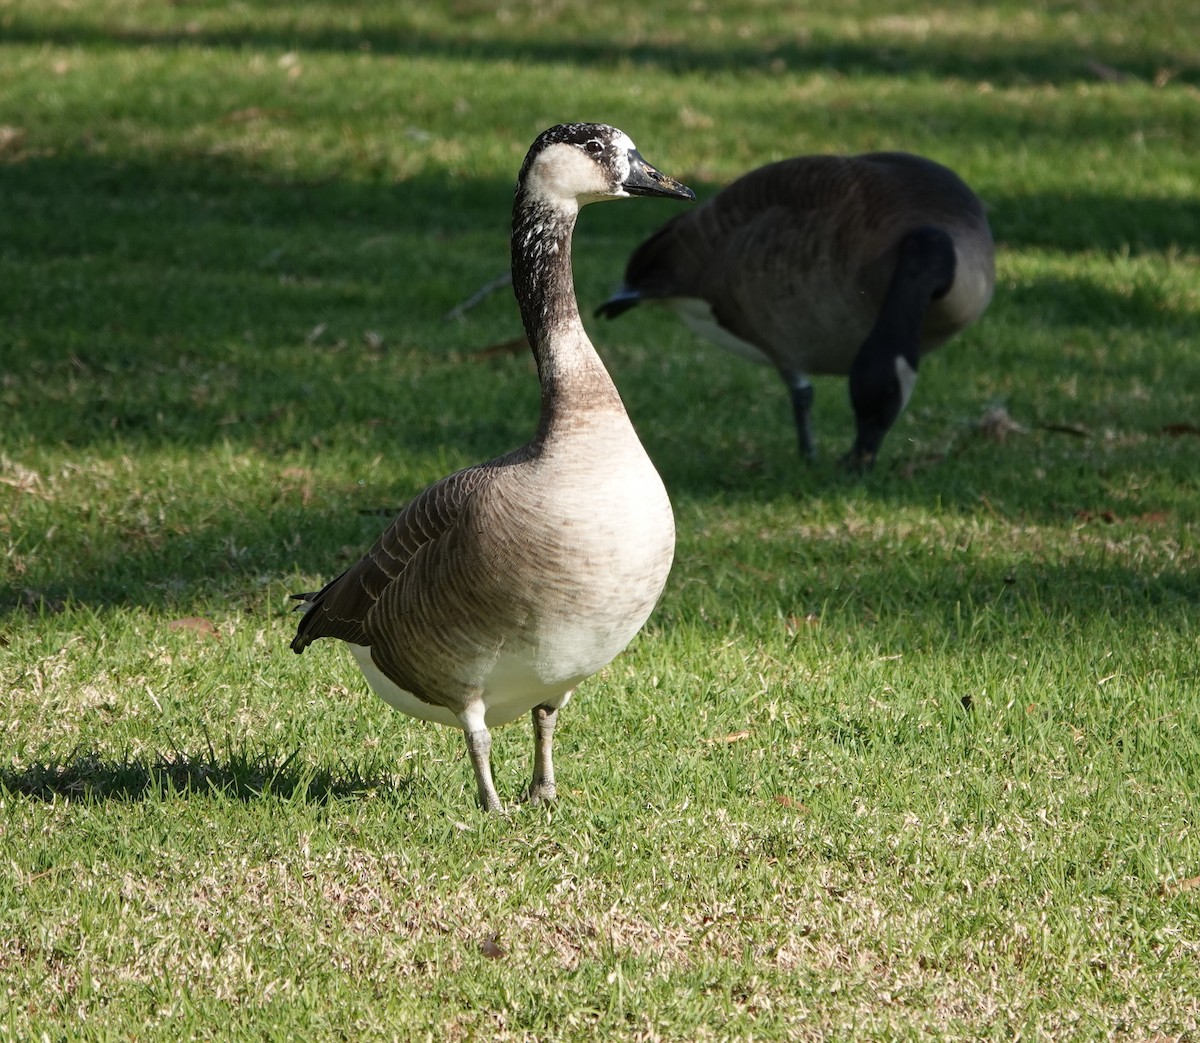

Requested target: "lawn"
[{"left": 2, "top": 1, "right": 1199, "bottom": 1039}]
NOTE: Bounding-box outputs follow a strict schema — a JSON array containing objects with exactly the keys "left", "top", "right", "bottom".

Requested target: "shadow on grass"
[
  {"left": 3, "top": 155, "right": 1196, "bottom": 452},
  {"left": 3, "top": 151, "right": 1196, "bottom": 612},
  {"left": 6, "top": 13, "right": 1198, "bottom": 88},
  {"left": 0, "top": 744, "right": 406, "bottom": 805},
  {"left": 989, "top": 195, "right": 1200, "bottom": 255},
  {"left": 4, "top": 476, "right": 1196, "bottom": 628}
]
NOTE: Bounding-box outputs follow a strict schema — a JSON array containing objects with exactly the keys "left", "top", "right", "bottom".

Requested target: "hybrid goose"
[
  {"left": 291, "top": 123, "right": 694, "bottom": 812},
  {"left": 597, "top": 151, "right": 995, "bottom": 468}
]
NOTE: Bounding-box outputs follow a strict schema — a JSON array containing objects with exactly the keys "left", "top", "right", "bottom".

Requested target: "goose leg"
[
  {"left": 522, "top": 703, "right": 559, "bottom": 805},
  {"left": 782, "top": 371, "right": 817, "bottom": 460},
  {"left": 464, "top": 727, "right": 504, "bottom": 813}
]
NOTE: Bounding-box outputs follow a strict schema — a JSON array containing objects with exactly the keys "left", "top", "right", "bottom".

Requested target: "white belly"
[{"left": 350, "top": 644, "right": 578, "bottom": 731}]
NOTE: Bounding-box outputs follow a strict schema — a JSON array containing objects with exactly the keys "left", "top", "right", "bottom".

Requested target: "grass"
[{"left": 2, "top": 0, "right": 1199, "bottom": 1038}]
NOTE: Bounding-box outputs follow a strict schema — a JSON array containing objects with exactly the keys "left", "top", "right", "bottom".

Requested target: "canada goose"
[
  {"left": 290, "top": 123, "right": 694, "bottom": 812},
  {"left": 596, "top": 151, "right": 995, "bottom": 468}
]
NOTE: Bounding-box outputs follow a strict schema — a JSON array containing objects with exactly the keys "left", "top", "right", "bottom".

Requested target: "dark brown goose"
[
  {"left": 290, "top": 123, "right": 694, "bottom": 812},
  {"left": 597, "top": 151, "right": 995, "bottom": 468}
]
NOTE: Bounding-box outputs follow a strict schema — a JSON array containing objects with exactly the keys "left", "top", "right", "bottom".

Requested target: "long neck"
[
  {"left": 511, "top": 190, "right": 625, "bottom": 439},
  {"left": 863, "top": 225, "right": 958, "bottom": 369},
  {"left": 859, "top": 276, "right": 926, "bottom": 372}
]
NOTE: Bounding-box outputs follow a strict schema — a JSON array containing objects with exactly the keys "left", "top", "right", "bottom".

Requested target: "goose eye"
[{"left": 584, "top": 140, "right": 603, "bottom": 155}]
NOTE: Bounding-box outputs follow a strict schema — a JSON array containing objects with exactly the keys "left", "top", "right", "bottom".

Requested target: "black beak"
[{"left": 623, "top": 150, "right": 695, "bottom": 201}]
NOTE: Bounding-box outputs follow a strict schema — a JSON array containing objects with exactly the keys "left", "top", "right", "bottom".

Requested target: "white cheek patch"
[
  {"left": 529, "top": 143, "right": 608, "bottom": 203},
  {"left": 895, "top": 356, "right": 918, "bottom": 413}
]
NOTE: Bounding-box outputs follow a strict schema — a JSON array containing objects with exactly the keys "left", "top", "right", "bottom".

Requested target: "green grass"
[{"left": 2, "top": 0, "right": 1199, "bottom": 1038}]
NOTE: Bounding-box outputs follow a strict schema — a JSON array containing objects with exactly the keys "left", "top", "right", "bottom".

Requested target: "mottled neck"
[
  {"left": 511, "top": 190, "right": 624, "bottom": 434},
  {"left": 862, "top": 274, "right": 927, "bottom": 369},
  {"left": 512, "top": 194, "right": 581, "bottom": 340}
]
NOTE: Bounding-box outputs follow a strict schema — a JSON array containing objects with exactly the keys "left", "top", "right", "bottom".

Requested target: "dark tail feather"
[
  {"left": 289, "top": 592, "right": 318, "bottom": 654},
  {"left": 594, "top": 289, "right": 642, "bottom": 320}
]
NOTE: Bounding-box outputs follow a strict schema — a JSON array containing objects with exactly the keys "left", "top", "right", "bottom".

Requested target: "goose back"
[{"left": 612, "top": 151, "right": 994, "bottom": 377}]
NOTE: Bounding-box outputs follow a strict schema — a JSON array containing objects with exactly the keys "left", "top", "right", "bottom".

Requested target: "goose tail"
[{"left": 288, "top": 591, "right": 320, "bottom": 653}]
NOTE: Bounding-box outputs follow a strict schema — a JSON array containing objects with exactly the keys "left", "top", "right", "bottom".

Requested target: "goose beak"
[{"left": 623, "top": 150, "right": 696, "bottom": 201}]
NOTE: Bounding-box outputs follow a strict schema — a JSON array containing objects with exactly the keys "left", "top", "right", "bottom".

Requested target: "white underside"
[{"left": 349, "top": 644, "right": 578, "bottom": 733}]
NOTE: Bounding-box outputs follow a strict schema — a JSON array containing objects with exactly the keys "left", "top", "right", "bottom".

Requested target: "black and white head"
[{"left": 517, "top": 123, "right": 695, "bottom": 210}]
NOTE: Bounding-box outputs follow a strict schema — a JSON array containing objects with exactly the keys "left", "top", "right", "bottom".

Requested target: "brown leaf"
[
  {"left": 1161, "top": 422, "right": 1200, "bottom": 437},
  {"left": 1160, "top": 875, "right": 1200, "bottom": 896},
  {"left": 774, "top": 795, "right": 810, "bottom": 813},
  {"left": 479, "top": 935, "right": 506, "bottom": 959},
  {"left": 221, "top": 106, "right": 290, "bottom": 123},
  {"left": 1075, "top": 509, "right": 1119, "bottom": 525},
  {"left": 703, "top": 730, "right": 750, "bottom": 745},
  {"left": 471, "top": 336, "right": 529, "bottom": 361},
  {"left": 167, "top": 617, "right": 220, "bottom": 640}
]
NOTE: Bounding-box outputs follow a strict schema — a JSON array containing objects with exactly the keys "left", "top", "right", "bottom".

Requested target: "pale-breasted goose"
[
  {"left": 596, "top": 151, "right": 995, "bottom": 468},
  {"left": 291, "top": 124, "right": 694, "bottom": 812}
]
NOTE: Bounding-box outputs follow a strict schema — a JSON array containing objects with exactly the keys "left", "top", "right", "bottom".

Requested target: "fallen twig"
[{"left": 444, "top": 271, "right": 512, "bottom": 320}]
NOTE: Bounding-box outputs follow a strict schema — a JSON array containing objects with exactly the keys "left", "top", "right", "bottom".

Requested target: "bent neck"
[
  {"left": 862, "top": 225, "right": 958, "bottom": 369},
  {"left": 511, "top": 189, "right": 625, "bottom": 438}
]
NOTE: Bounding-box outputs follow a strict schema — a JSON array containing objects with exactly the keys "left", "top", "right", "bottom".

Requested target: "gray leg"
[
  {"left": 464, "top": 727, "right": 504, "bottom": 813},
  {"left": 782, "top": 372, "right": 816, "bottom": 460},
  {"left": 522, "top": 703, "right": 559, "bottom": 806}
]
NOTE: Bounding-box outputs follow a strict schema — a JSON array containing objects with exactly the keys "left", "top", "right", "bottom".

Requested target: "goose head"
[
  {"left": 845, "top": 226, "right": 959, "bottom": 470},
  {"left": 517, "top": 123, "right": 696, "bottom": 210}
]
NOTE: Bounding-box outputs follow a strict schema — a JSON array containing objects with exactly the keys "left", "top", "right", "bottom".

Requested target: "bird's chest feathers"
[
  {"left": 449, "top": 442, "right": 674, "bottom": 699},
  {"left": 514, "top": 443, "right": 674, "bottom": 580}
]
